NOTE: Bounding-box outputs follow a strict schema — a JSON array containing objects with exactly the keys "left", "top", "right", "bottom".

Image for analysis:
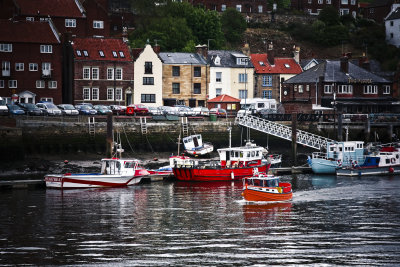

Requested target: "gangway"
[{"left": 235, "top": 115, "right": 334, "bottom": 150}]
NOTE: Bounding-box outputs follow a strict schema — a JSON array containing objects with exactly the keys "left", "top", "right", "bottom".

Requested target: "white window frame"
[
  {"left": 83, "top": 88, "right": 91, "bottom": 100},
  {"left": 8, "top": 80, "right": 17, "bottom": 88},
  {"left": 107, "top": 88, "right": 114, "bottom": 100},
  {"left": 0, "top": 80, "right": 4, "bottom": 88},
  {"left": 115, "top": 88, "right": 123, "bottom": 101},
  {"left": 216, "top": 72, "right": 222, "bottom": 82},
  {"left": 92, "top": 68, "right": 99, "bottom": 80},
  {"left": 115, "top": 68, "right": 123, "bottom": 80},
  {"left": 363, "top": 85, "right": 377, "bottom": 94},
  {"left": 83, "top": 67, "right": 90, "bottom": 80},
  {"left": 40, "top": 45, "right": 52, "bottom": 53},
  {"left": 216, "top": 88, "right": 222, "bottom": 96},
  {"left": 0, "top": 43, "right": 12, "bottom": 52},
  {"left": 112, "top": 51, "right": 118, "bottom": 58},
  {"left": 258, "top": 5, "right": 263, "bottom": 13},
  {"left": 221, "top": 5, "right": 226, "bottom": 11},
  {"left": 338, "top": 84, "right": 353, "bottom": 94},
  {"left": 383, "top": 85, "right": 390, "bottom": 94},
  {"left": 351, "top": 0, "right": 356, "bottom": 5},
  {"left": 298, "top": 85, "right": 304, "bottom": 93},
  {"left": 92, "top": 87, "right": 99, "bottom": 100},
  {"left": 107, "top": 68, "right": 114, "bottom": 80},
  {"left": 239, "top": 73, "right": 248, "bottom": 83},
  {"left": 341, "top": 0, "right": 348, "bottom": 4},
  {"left": 48, "top": 81, "right": 57, "bottom": 89},
  {"left": 318, "top": 0, "right": 323, "bottom": 4},
  {"left": 326, "top": 0, "right": 331, "bottom": 4},
  {"left": 93, "top": 20, "right": 104, "bottom": 29},
  {"left": 236, "top": 5, "right": 242, "bottom": 12},
  {"left": 239, "top": 90, "right": 248, "bottom": 99},
  {"left": 29, "top": 63, "right": 38, "bottom": 71},
  {"left": 324, "top": 84, "right": 333, "bottom": 94},
  {"left": 36, "top": 80, "right": 45, "bottom": 88},
  {"left": 65, "top": 19, "right": 76, "bottom": 28},
  {"left": 15, "top": 63, "right": 24, "bottom": 71},
  {"left": 119, "top": 51, "right": 125, "bottom": 58}
]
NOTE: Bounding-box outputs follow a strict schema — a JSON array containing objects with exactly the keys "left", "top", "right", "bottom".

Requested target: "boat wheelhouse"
[{"left": 183, "top": 134, "right": 213, "bottom": 156}]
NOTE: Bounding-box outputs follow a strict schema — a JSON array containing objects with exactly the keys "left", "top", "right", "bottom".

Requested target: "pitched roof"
[
  {"left": 386, "top": 7, "right": 400, "bottom": 20},
  {"left": 208, "top": 94, "right": 240, "bottom": 103},
  {"left": 0, "top": 19, "right": 60, "bottom": 43},
  {"left": 208, "top": 50, "right": 254, "bottom": 68},
  {"left": 250, "top": 54, "right": 302, "bottom": 74},
  {"left": 284, "top": 60, "right": 390, "bottom": 84},
  {"left": 159, "top": 52, "right": 207, "bottom": 65},
  {"left": 15, "top": 0, "right": 85, "bottom": 18},
  {"left": 72, "top": 38, "right": 132, "bottom": 61}
]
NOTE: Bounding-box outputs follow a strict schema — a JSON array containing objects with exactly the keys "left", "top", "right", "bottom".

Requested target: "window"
[
  {"left": 83, "top": 67, "right": 90, "bottom": 80},
  {"left": 318, "top": 0, "right": 323, "bottom": 4},
  {"left": 262, "top": 90, "right": 272, "bottom": 99},
  {"left": 29, "top": 63, "right": 38, "bottom": 71},
  {"left": 107, "top": 88, "right": 114, "bottom": 100},
  {"left": 76, "top": 50, "right": 82, "bottom": 57},
  {"left": 40, "top": 45, "right": 52, "bottom": 53},
  {"left": 258, "top": 5, "right": 263, "bottom": 13},
  {"left": 15, "top": 63, "right": 24, "bottom": 71},
  {"left": 143, "top": 77, "right": 154, "bottom": 85},
  {"left": 340, "top": 9, "right": 349, "bottom": 15},
  {"left": 9, "top": 80, "right": 17, "bottom": 88},
  {"left": 173, "top": 66, "right": 180, "bottom": 76},
  {"left": 227, "top": 104, "right": 237, "bottom": 110},
  {"left": 194, "top": 83, "right": 201, "bottom": 94},
  {"left": 92, "top": 88, "right": 99, "bottom": 100},
  {"left": 107, "top": 68, "right": 114, "bottom": 80},
  {"left": 236, "top": 5, "right": 242, "bottom": 12},
  {"left": 341, "top": 0, "right": 348, "bottom": 4},
  {"left": 83, "top": 88, "right": 90, "bottom": 100},
  {"left": 65, "top": 19, "right": 76, "bottom": 27},
  {"left": 262, "top": 75, "right": 272, "bottom": 86},
  {"left": 338, "top": 84, "right": 353, "bottom": 94},
  {"left": 298, "top": 85, "right": 304, "bottom": 93},
  {"left": 48, "top": 81, "right": 57, "bottom": 88},
  {"left": 83, "top": 50, "right": 89, "bottom": 57},
  {"left": 172, "top": 83, "right": 180, "bottom": 94},
  {"left": 0, "top": 44, "right": 12, "bottom": 52},
  {"left": 144, "top": 62, "right": 152, "bottom": 74},
  {"left": 324, "top": 85, "right": 333, "bottom": 93},
  {"left": 306, "top": 85, "right": 310, "bottom": 91},
  {"left": 221, "top": 4, "right": 226, "bottom": 11},
  {"left": 326, "top": 0, "right": 331, "bottom": 3},
  {"left": 112, "top": 51, "right": 118, "bottom": 58},
  {"left": 239, "top": 73, "right": 248, "bottom": 83},
  {"left": 216, "top": 88, "right": 222, "bottom": 96},
  {"left": 0, "top": 80, "right": 3, "bottom": 88},
  {"left": 115, "top": 88, "right": 122, "bottom": 101},
  {"left": 93, "top": 20, "right": 104, "bottom": 29},
  {"left": 239, "top": 90, "right": 247, "bottom": 99},
  {"left": 115, "top": 68, "right": 122, "bottom": 80},
  {"left": 383, "top": 85, "right": 390, "bottom": 94},
  {"left": 26, "top": 17, "right": 34, "bottom": 21},
  {"left": 99, "top": 50, "right": 104, "bottom": 57},
  {"left": 390, "top": 21, "right": 394, "bottom": 27},
  {"left": 351, "top": 0, "right": 356, "bottom": 4},
  {"left": 36, "top": 80, "right": 45, "bottom": 88},
  {"left": 2, "top": 61, "right": 10, "bottom": 76},
  {"left": 308, "top": 0, "right": 312, "bottom": 3},
  {"left": 119, "top": 51, "right": 125, "bottom": 58},
  {"left": 141, "top": 94, "right": 155, "bottom": 103},
  {"left": 363, "top": 85, "right": 377, "bottom": 94},
  {"left": 237, "top": 57, "right": 249, "bottom": 65},
  {"left": 216, "top": 72, "right": 222, "bottom": 82},
  {"left": 92, "top": 68, "right": 99, "bottom": 80},
  {"left": 194, "top": 67, "right": 201, "bottom": 77}
]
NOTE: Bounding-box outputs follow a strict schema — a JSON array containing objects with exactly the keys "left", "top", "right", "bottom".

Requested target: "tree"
[
  {"left": 221, "top": 8, "right": 247, "bottom": 45},
  {"left": 318, "top": 7, "right": 340, "bottom": 26}
]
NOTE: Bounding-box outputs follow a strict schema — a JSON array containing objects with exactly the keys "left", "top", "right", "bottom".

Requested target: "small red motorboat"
[{"left": 242, "top": 171, "right": 292, "bottom": 202}]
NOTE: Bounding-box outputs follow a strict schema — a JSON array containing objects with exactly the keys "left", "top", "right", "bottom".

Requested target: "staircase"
[{"left": 235, "top": 115, "right": 334, "bottom": 150}]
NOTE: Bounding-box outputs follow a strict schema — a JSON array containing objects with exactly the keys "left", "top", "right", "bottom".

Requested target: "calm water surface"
[{"left": 0, "top": 174, "right": 400, "bottom": 266}]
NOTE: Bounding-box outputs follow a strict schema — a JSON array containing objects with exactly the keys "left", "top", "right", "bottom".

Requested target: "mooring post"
[
  {"left": 388, "top": 124, "right": 393, "bottom": 142},
  {"left": 292, "top": 112, "right": 297, "bottom": 166},
  {"left": 365, "top": 118, "right": 370, "bottom": 142},
  {"left": 337, "top": 113, "right": 343, "bottom": 141},
  {"left": 106, "top": 113, "right": 113, "bottom": 158}
]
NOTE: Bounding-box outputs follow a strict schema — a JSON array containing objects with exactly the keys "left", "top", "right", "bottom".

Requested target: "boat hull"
[
  {"left": 242, "top": 187, "right": 292, "bottom": 202},
  {"left": 336, "top": 165, "right": 400, "bottom": 176},
  {"left": 172, "top": 164, "right": 268, "bottom": 182},
  {"left": 308, "top": 158, "right": 338, "bottom": 174},
  {"left": 44, "top": 174, "right": 143, "bottom": 189}
]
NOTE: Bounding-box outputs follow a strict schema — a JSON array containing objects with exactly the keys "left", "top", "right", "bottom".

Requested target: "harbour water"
[{"left": 1, "top": 174, "right": 400, "bottom": 266}]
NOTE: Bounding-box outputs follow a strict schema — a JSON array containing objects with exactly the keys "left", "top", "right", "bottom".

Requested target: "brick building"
[
  {"left": 191, "top": 0, "right": 270, "bottom": 14},
  {"left": 291, "top": 0, "right": 358, "bottom": 17}
]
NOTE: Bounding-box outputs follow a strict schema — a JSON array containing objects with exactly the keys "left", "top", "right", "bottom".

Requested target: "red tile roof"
[
  {"left": 0, "top": 19, "right": 60, "bottom": 43},
  {"left": 250, "top": 54, "right": 302, "bottom": 74},
  {"left": 72, "top": 38, "right": 132, "bottom": 61},
  {"left": 208, "top": 94, "right": 240, "bottom": 103},
  {"left": 15, "top": 0, "right": 85, "bottom": 18}
]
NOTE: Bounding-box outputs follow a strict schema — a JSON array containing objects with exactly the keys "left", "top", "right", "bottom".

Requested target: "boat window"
[
  {"left": 235, "top": 151, "right": 239, "bottom": 157},
  {"left": 231, "top": 151, "right": 234, "bottom": 157},
  {"left": 256, "top": 151, "right": 259, "bottom": 156},
  {"left": 330, "top": 147, "right": 335, "bottom": 152},
  {"left": 247, "top": 152, "right": 250, "bottom": 157},
  {"left": 339, "top": 147, "right": 343, "bottom": 152},
  {"left": 386, "top": 159, "right": 390, "bottom": 164},
  {"left": 240, "top": 152, "right": 243, "bottom": 158},
  {"left": 251, "top": 151, "right": 255, "bottom": 157}
]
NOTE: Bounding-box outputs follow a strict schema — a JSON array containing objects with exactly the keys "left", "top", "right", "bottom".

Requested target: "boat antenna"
[
  {"left": 227, "top": 124, "right": 232, "bottom": 148},
  {"left": 177, "top": 134, "right": 181, "bottom": 155}
]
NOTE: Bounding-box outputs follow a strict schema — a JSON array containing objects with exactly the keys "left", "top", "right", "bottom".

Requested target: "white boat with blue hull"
[
  {"left": 337, "top": 145, "right": 400, "bottom": 176},
  {"left": 308, "top": 141, "right": 365, "bottom": 174},
  {"left": 183, "top": 134, "right": 213, "bottom": 156}
]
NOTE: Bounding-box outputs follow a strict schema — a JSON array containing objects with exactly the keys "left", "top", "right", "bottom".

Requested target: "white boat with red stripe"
[{"left": 45, "top": 158, "right": 149, "bottom": 189}]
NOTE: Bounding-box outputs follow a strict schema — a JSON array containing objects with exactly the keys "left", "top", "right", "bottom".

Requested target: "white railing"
[{"left": 235, "top": 115, "right": 335, "bottom": 150}]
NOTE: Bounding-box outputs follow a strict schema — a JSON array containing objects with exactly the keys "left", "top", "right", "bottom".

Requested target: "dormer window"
[
  {"left": 112, "top": 51, "right": 118, "bottom": 58},
  {"left": 99, "top": 50, "right": 105, "bottom": 57},
  {"left": 284, "top": 64, "right": 290, "bottom": 68},
  {"left": 214, "top": 55, "right": 221, "bottom": 65},
  {"left": 83, "top": 50, "right": 89, "bottom": 57},
  {"left": 236, "top": 57, "right": 249, "bottom": 65},
  {"left": 119, "top": 51, "right": 125, "bottom": 58},
  {"left": 76, "top": 50, "right": 82, "bottom": 57}
]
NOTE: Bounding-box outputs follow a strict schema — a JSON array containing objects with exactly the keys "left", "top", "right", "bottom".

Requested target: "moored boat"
[
  {"left": 172, "top": 142, "right": 269, "bottom": 181},
  {"left": 45, "top": 158, "right": 149, "bottom": 189},
  {"left": 183, "top": 134, "right": 214, "bottom": 156},
  {"left": 336, "top": 145, "right": 400, "bottom": 176},
  {"left": 242, "top": 170, "right": 292, "bottom": 202}
]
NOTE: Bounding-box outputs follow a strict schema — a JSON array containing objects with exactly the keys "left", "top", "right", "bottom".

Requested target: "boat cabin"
[
  {"left": 183, "top": 135, "right": 203, "bottom": 150},
  {"left": 218, "top": 142, "right": 264, "bottom": 167},
  {"left": 101, "top": 158, "right": 141, "bottom": 175},
  {"left": 247, "top": 176, "right": 279, "bottom": 187},
  {"left": 326, "top": 141, "right": 365, "bottom": 164}
]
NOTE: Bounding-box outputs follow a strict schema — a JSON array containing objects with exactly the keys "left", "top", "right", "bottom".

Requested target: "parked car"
[
  {"left": 6, "top": 104, "right": 25, "bottom": 115},
  {"left": 148, "top": 106, "right": 163, "bottom": 116},
  {"left": 192, "top": 107, "right": 210, "bottom": 116},
  {"left": 109, "top": 105, "right": 126, "bottom": 115},
  {"left": 16, "top": 103, "right": 45, "bottom": 116},
  {"left": 94, "top": 105, "right": 112, "bottom": 115},
  {"left": 158, "top": 106, "right": 178, "bottom": 116},
  {"left": 57, "top": 104, "right": 79, "bottom": 116},
  {"left": 36, "top": 102, "right": 62, "bottom": 116},
  {"left": 177, "top": 107, "right": 195, "bottom": 116},
  {"left": 258, "top": 108, "right": 277, "bottom": 119},
  {"left": 76, "top": 102, "right": 94, "bottom": 108},
  {"left": 126, "top": 104, "right": 148, "bottom": 115},
  {"left": 0, "top": 97, "right": 9, "bottom": 116},
  {"left": 75, "top": 104, "right": 97, "bottom": 115},
  {"left": 209, "top": 108, "right": 227, "bottom": 117}
]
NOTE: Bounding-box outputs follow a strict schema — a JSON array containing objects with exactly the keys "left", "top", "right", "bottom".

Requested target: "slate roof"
[
  {"left": 72, "top": 38, "right": 132, "bottom": 61},
  {"left": 300, "top": 58, "right": 326, "bottom": 70},
  {"left": 207, "top": 50, "right": 254, "bottom": 68},
  {"left": 15, "top": 0, "right": 85, "bottom": 18},
  {"left": 159, "top": 52, "right": 207, "bottom": 65},
  {"left": 0, "top": 19, "right": 60, "bottom": 43},
  {"left": 386, "top": 7, "right": 400, "bottom": 20},
  {"left": 208, "top": 94, "right": 240, "bottom": 103},
  {"left": 284, "top": 60, "right": 390, "bottom": 84},
  {"left": 251, "top": 54, "right": 302, "bottom": 74}
]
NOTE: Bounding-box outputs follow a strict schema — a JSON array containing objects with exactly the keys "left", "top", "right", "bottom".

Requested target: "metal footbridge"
[{"left": 235, "top": 115, "right": 334, "bottom": 150}]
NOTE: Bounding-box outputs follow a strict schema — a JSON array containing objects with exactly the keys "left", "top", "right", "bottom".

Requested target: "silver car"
[
  {"left": 58, "top": 104, "right": 79, "bottom": 116},
  {"left": 36, "top": 102, "right": 62, "bottom": 116}
]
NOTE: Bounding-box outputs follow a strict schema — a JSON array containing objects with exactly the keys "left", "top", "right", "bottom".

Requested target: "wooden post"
[
  {"left": 291, "top": 112, "right": 297, "bottom": 166},
  {"left": 337, "top": 113, "right": 342, "bottom": 141},
  {"left": 365, "top": 119, "right": 370, "bottom": 143},
  {"left": 106, "top": 113, "right": 113, "bottom": 158}
]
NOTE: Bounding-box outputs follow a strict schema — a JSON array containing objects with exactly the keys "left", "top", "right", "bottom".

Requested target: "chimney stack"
[
  {"left": 202, "top": 44, "right": 208, "bottom": 59},
  {"left": 340, "top": 56, "right": 349, "bottom": 73},
  {"left": 267, "top": 42, "right": 274, "bottom": 65},
  {"left": 293, "top": 46, "right": 300, "bottom": 64},
  {"left": 242, "top": 43, "right": 250, "bottom": 57}
]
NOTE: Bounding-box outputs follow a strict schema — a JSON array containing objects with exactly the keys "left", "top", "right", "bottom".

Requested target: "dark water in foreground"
[{"left": 1, "top": 174, "right": 400, "bottom": 266}]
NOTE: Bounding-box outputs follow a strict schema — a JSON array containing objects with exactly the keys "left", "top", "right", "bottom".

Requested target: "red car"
[
  {"left": 209, "top": 108, "right": 227, "bottom": 117},
  {"left": 126, "top": 104, "right": 149, "bottom": 115}
]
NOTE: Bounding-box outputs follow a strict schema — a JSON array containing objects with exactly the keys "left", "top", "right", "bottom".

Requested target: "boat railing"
[{"left": 311, "top": 151, "right": 327, "bottom": 159}]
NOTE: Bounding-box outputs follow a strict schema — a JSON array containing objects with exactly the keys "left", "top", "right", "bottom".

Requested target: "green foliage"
[
  {"left": 220, "top": 8, "right": 247, "bottom": 45},
  {"left": 318, "top": 6, "right": 340, "bottom": 26}
]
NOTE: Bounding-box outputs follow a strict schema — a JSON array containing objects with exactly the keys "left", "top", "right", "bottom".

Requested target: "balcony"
[
  {"left": 42, "top": 69, "right": 51, "bottom": 79},
  {"left": 2, "top": 70, "right": 10, "bottom": 77}
]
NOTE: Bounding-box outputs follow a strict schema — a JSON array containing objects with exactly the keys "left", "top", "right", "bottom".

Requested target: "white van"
[
  {"left": 237, "top": 98, "right": 277, "bottom": 117},
  {"left": 0, "top": 97, "right": 9, "bottom": 116}
]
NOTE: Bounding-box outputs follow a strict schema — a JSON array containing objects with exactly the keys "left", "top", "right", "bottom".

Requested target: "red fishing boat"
[
  {"left": 172, "top": 142, "right": 270, "bottom": 181},
  {"left": 242, "top": 171, "right": 292, "bottom": 202}
]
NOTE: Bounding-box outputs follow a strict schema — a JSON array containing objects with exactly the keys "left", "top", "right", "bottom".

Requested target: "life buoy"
[
  {"left": 389, "top": 167, "right": 394, "bottom": 173},
  {"left": 337, "top": 159, "right": 342, "bottom": 167},
  {"left": 126, "top": 107, "right": 135, "bottom": 115}
]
